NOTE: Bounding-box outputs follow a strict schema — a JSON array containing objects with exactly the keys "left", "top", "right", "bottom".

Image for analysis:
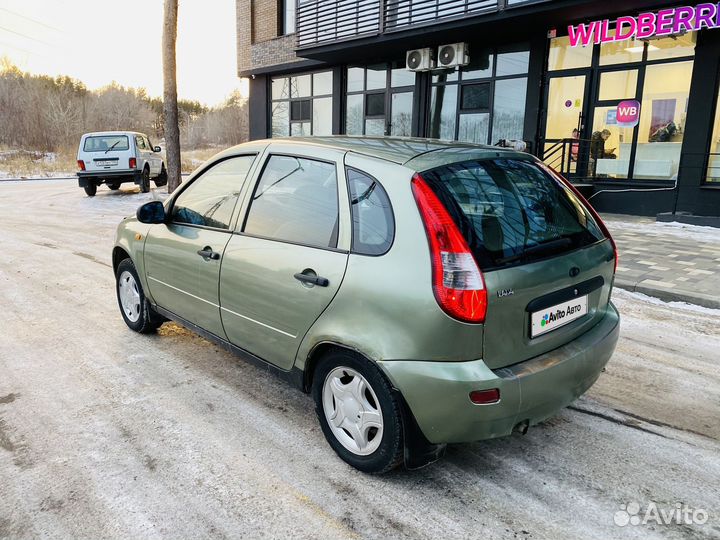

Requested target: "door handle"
[
  {"left": 197, "top": 246, "right": 220, "bottom": 260},
  {"left": 294, "top": 272, "right": 329, "bottom": 287}
]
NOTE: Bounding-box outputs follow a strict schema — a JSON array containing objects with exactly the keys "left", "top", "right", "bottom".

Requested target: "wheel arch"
[
  {"left": 112, "top": 246, "right": 131, "bottom": 275},
  {"left": 302, "top": 341, "right": 377, "bottom": 394}
]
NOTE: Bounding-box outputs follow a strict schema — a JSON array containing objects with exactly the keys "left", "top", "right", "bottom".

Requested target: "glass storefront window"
[
  {"left": 271, "top": 71, "right": 333, "bottom": 137},
  {"left": 548, "top": 36, "right": 592, "bottom": 71},
  {"left": 391, "top": 92, "right": 413, "bottom": 136},
  {"left": 647, "top": 32, "right": 696, "bottom": 61},
  {"left": 707, "top": 85, "right": 720, "bottom": 182},
  {"left": 590, "top": 106, "right": 633, "bottom": 179},
  {"left": 496, "top": 50, "right": 529, "bottom": 76},
  {"left": 430, "top": 85, "right": 458, "bottom": 140},
  {"left": 458, "top": 113, "right": 489, "bottom": 144},
  {"left": 493, "top": 78, "right": 527, "bottom": 142},
  {"left": 346, "top": 94, "right": 363, "bottom": 135},
  {"left": 635, "top": 61, "right": 693, "bottom": 180},
  {"left": 430, "top": 46, "right": 528, "bottom": 143},
  {"left": 545, "top": 75, "right": 585, "bottom": 140},
  {"left": 345, "top": 63, "right": 416, "bottom": 136},
  {"left": 600, "top": 31, "right": 644, "bottom": 66},
  {"left": 598, "top": 69, "right": 638, "bottom": 101}
]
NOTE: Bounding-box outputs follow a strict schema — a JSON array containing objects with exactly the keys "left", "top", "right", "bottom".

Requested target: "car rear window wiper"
[
  {"left": 105, "top": 140, "right": 122, "bottom": 154},
  {"left": 497, "top": 237, "right": 573, "bottom": 265}
]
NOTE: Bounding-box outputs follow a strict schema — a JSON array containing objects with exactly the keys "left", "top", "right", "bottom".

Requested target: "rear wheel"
[
  {"left": 84, "top": 184, "right": 97, "bottom": 197},
  {"left": 108, "top": 182, "right": 121, "bottom": 190},
  {"left": 312, "top": 350, "right": 404, "bottom": 474},
  {"left": 116, "top": 259, "right": 163, "bottom": 333},
  {"left": 140, "top": 167, "right": 150, "bottom": 193}
]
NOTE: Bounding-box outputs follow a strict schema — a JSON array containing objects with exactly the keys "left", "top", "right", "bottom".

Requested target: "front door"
[
  {"left": 143, "top": 155, "right": 257, "bottom": 337},
  {"left": 219, "top": 150, "right": 349, "bottom": 370},
  {"left": 541, "top": 72, "right": 590, "bottom": 176}
]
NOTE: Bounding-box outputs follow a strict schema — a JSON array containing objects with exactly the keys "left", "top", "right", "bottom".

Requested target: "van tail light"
[
  {"left": 129, "top": 157, "right": 137, "bottom": 169},
  {"left": 77, "top": 160, "right": 85, "bottom": 171},
  {"left": 540, "top": 164, "right": 618, "bottom": 274},
  {"left": 412, "top": 173, "right": 487, "bottom": 324}
]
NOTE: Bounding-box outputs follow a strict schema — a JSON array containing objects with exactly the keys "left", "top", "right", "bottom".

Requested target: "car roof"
[
  {"left": 222, "top": 136, "right": 531, "bottom": 171},
  {"left": 82, "top": 131, "right": 145, "bottom": 137}
]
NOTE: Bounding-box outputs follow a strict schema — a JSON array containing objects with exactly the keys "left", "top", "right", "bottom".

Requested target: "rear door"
[
  {"left": 143, "top": 154, "right": 257, "bottom": 337},
  {"left": 219, "top": 146, "right": 350, "bottom": 370},
  {"left": 420, "top": 158, "right": 615, "bottom": 370},
  {"left": 82, "top": 134, "right": 132, "bottom": 173}
]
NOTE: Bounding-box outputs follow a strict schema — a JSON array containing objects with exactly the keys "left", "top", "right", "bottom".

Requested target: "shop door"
[
  {"left": 541, "top": 73, "right": 591, "bottom": 177},
  {"left": 586, "top": 68, "right": 640, "bottom": 180}
]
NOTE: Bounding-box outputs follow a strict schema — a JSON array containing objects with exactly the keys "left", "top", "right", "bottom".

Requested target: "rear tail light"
[
  {"left": 412, "top": 173, "right": 487, "bottom": 324},
  {"left": 540, "top": 164, "right": 618, "bottom": 274},
  {"left": 470, "top": 389, "right": 500, "bottom": 404},
  {"left": 77, "top": 160, "right": 85, "bottom": 171},
  {"left": 129, "top": 157, "right": 137, "bottom": 169}
]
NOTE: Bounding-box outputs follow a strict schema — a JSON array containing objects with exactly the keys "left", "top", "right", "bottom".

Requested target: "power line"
[
  {"left": 0, "top": 7, "right": 62, "bottom": 32},
  {"left": 0, "top": 25, "right": 51, "bottom": 46},
  {"left": 0, "top": 39, "right": 38, "bottom": 56}
]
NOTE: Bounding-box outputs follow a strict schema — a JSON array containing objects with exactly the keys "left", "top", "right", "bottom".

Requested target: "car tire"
[
  {"left": 108, "top": 182, "right": 121, "bottom": 190},
  {"left": 116, "top": 259, "right": 164, "bottom": 333},
  {"left": 140, "top": 167, "right": 151, "bottom": 193},
  {"left": 84, "top": 184, "right": 97, "bottom": 197},
  {"left": 312, "top": 350, "right": 404, "bottom": 474},
  {"left": 155, "top": 164, "right": 168, "bottom": 187}
]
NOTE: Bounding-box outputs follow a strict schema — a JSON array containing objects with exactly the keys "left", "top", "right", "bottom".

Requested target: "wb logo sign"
[{"left": 617, "top": 100, "right": 641, "bottom": 128}]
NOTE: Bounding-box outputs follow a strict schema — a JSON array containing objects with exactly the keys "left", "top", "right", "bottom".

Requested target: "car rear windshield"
[
  {"left": 420, "top": 159, "right": 605, "bottom": 271},
  {"left": 83, "top": 135, "right": 129, "bottom": 152}
]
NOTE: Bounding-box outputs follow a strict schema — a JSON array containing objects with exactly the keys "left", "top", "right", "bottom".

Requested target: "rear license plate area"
[{"left": 531, "top": 295, "right": 588, "bottom": 338}]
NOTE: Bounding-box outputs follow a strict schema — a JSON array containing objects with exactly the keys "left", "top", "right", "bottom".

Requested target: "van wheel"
[
  {"left": 312, "top": 350, "right": 404, "bottom": 474},
  {"left": 140, "top": 167, "right": 150, "bottom": 193},
  {"left": 108, "top": 182, "right": 121, "bottom": 190},
  {"left": 115, "top": 259, "right": 163, "bottom": 333},
  {"left": 84, "top": 184, "right": 97, "bottom": 197}
]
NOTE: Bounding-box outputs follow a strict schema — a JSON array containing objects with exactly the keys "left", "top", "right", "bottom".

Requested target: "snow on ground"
[
  {"left": 0, "top": 179, "right": 718, "bottom": 539},
  {"left": 603, "top": 214, "right": 720, "bottom": 244}
]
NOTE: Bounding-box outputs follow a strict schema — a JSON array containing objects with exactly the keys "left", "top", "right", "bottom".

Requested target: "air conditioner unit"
[
  {"left": 437, "top": 43, "right": 470, "bottom": 69},
  {"left": 406, "top": 48, "right": 435, "bottom": 72}
]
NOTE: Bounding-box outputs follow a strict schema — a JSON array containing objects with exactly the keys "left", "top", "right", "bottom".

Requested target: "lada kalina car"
[{"left": 112, "top": 137, "right": 619, "bottom": 473}]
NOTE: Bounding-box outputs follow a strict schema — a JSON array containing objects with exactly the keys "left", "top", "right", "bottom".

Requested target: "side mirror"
[
  {"left": 154, "top": 146, "right": 162, "bottom": 152},
  {"left": 136, "top": 201, "right": 166, "bottom": 224}
]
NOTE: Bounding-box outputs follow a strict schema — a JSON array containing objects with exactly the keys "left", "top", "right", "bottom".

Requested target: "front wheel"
[
  {"left": 312, "top": 350, "right": 404, "bottom": 474},
  {"left": 140, "top": 167, "right": 150, "bottom": 193},
  {"left": 116, "top": 259, "right": 163, "bottom": 333},
  {"left": 84, "top": 184, "right": 97, "bottom": 197}
]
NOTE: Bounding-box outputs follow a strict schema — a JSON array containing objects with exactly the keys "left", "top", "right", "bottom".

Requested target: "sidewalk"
[{"left": 602, "top": 214, "right": 720, "bottom": 309}]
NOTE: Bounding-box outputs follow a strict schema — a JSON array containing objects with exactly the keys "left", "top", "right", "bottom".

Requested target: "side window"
[
  {"left": 243, "top": 155, "right": 339, "bottom": 248},
  {"left": 172, "top": 155, "right": 256, "bottom": 229},
  {"left": 144, "top": 137, "right": 153, "bottom": 150},
  {"left": 347, "top": 168, "right": 394, "bottom": 255},
  {"left": 135, "top": 136, "right": 146, "bottom": 150}
]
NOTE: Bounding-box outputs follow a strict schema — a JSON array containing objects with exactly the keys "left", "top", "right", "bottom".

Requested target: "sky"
[{"left": 0, "top": 0, "right": 248, "bottom": 106}]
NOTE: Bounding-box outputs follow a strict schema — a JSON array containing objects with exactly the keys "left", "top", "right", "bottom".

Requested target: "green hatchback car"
[{"left": 113, "top": 137, "right": 619, "bottom": 473}]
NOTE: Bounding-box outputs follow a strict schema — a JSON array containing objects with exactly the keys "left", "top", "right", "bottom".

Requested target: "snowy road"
[{"left": 1, "top": 179, "right": 718, "bottom": 539}]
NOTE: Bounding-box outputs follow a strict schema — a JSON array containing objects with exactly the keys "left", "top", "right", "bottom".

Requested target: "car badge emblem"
[{"left": 497, "top": 289, "right": 514, "bottom": 298}]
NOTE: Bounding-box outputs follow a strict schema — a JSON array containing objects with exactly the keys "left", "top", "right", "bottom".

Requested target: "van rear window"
[
  {"left": 420, "top": 159, "right": 605, "bottom": 271},
  {"left": 83, "top": 135, "right": 129, "bottom": 152}
]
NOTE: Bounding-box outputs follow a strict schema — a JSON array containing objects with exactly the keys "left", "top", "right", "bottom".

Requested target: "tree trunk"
[{"left": 162, "top": 0, "right": 181, "bottom": 193}]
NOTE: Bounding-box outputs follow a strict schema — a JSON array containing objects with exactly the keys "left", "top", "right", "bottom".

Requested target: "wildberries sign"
[{"left": 568, "top": 3, "right": 718, "bottom": 47}]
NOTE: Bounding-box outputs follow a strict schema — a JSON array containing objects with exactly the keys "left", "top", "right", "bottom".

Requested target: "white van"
[{"left": 76, "top": 131, "right": 167, "bottom": 196}]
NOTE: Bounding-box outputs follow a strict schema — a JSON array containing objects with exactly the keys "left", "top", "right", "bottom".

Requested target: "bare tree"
[{"left": 162, "top": 0, "right": 181, "bottom": 192}]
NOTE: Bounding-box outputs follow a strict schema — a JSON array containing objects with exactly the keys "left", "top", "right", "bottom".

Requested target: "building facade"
[{"left": 237, "top": 0, "right": 720, "bottom": 217}]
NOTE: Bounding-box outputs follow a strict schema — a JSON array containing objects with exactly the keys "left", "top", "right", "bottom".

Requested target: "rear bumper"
[
  {"left": 379, "top": 303, "right": 620, "bottom": 444},
  {"left": 77, "top": 170, "right": 140, "bottom": 186}
]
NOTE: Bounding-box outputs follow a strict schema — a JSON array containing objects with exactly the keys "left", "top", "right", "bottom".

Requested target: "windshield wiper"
[
  {"left": 497, "top": 237, "right": 573, "bottom": 265},
  {"left": 104, "top": 140, "right": 121, "bottom": 154}
]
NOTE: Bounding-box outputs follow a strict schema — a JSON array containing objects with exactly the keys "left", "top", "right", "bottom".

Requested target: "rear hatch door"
[
  {"left": 82, "top": 134, "right": 132, "bottom": 172},
  {"left": 420, "top": 157, "right": 615, "bottom": 370}
]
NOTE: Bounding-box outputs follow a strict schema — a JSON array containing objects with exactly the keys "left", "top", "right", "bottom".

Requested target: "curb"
[{"left": 615, "top": 278, "right": 720, "bottom": 310}]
